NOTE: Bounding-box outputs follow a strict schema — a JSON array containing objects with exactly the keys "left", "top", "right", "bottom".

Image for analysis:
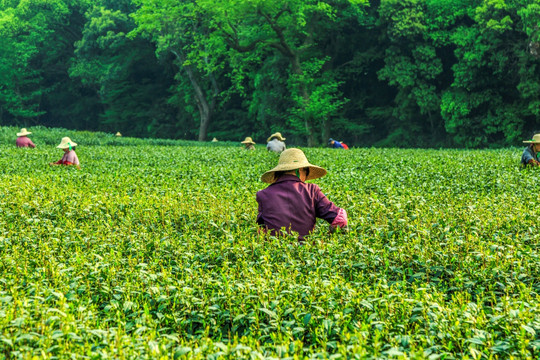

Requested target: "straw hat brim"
[
  {"left": 523, "top": 140, "right": 540, "bottom": 144},
  {"left": 241, "top": 141, "right": 255, "bottom": 145},
  {"left": 267, "top": 134, "right": 286, "bottom": 142},
  {"left": 261, "top": 162, "right": 327, "bottom": 184},
  {"left": 17, "top": 131, "right": 31, "bottom": 136},
  {"left": 57, "top": 141, "right": 77, "bottom": 149}
]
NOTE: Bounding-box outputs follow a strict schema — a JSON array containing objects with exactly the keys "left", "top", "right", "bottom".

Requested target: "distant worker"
[
  {"left": 16, "top": 128, "right": 36, "bottom": 148},
  {"left": 241, "top": 137, "right": 256, "bottom": 150},
  {"left": 328, "top": 138, "right": 349, "bottom": 149},
  {"left": 266, "top": 132, "right": 286, "bottom": 153},
  {"left": 211, "top": 137, "right": 219, "bottom": 142},
  {"left": 256, "top": 148, "right": 348, "bottom": 241},
  {"left": 49, "top": 137, "right": 80, "bottom": 170},
  {"left": 522, "top": 134, "right": 540, "bottom": 166},
  {"left": 115, "top": 132, "right": 122, "bottom": 137}
]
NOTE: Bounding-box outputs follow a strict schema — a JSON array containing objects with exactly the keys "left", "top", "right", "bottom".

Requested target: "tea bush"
[
  {"left": 0, "top": 128, "right": 539, "bottom": 359},
  {"left": 0, "top": 126, "right": 230, "bottom": 147}
]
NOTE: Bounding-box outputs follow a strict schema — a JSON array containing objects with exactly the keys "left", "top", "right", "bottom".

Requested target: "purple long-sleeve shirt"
[{"left": 256, "top": 174, "right": 341, "bottom": 239}]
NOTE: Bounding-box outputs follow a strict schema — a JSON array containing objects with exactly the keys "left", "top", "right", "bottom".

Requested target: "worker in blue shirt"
[
  {"left": 522, "top": 134, "right": 540, "bottom": 166},
  {"left": 328, "top": 138, "right": 344, "bottom": 149}
]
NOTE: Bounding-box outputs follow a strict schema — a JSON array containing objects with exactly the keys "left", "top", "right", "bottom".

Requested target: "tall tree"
[
  {"left": 131, "top": 0, "right": 226, "bottom": 141},
  {"left": 441, "top": 0, "right": 540, "bottom": 147},
  {"left": 375, "top": 0, "right": 467, "bottom": 146},
  {"left": 0, "top": 0, "right": 96, "bottom": 129},
  {"left": 0, "top": 0, "right": 67, "bottom": 124},
  {"left": 199, "top": 0, "right": 366, "bottom": 146},
  {"left": 70, "top": 2, "right": 177, "bottom": 137}
]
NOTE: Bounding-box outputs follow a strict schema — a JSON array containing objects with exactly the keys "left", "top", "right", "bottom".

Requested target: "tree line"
[{"left": 1, "top": 0, "right": 540, "bottom": 147}]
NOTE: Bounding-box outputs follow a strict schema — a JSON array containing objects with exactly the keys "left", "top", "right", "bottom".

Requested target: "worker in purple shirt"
[
  {"left": 16, "top": 128, "right": 36, "bottom": 148},
  {"left": 328, "top": 138, "right": 344, "bottom": 149},
  {"left": 256, "top": 148, "right": 348, "bottom": 240}
]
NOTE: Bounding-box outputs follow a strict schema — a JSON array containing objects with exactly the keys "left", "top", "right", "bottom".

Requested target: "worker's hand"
[
  {"left": 528, "top": 159, "right": 540, "bottom": 166},
  {"left": 331, "top": 208, "right": 348, "bottom": 227},
  {"left": 329, "top": 209, "right": 349, "bottom": 234}
]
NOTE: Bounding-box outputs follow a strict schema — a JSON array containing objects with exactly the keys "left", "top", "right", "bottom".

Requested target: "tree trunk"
[
  {"left": 198, "top": 106, "right": 211, "bottom": 142},
  {"left": 304, "top": 111, "right": 316, "bottom": 146},
  {"left": 322, "top": 118, "right": 331, "bottom": 146},
  {"left": 290, "top": 55, "right": 315, "bottom": 146},
  {"left": 428, "top": 109, "right": 435, "bottom": 139},
  {"left": 171, "top": 50, "right": 214, "bottom": 142},
  {"left": 257, "top": 10, "right": 316, "bottom": 146},
  {"left": 184, "top": 62, "right": 211, "bottom": 142}
]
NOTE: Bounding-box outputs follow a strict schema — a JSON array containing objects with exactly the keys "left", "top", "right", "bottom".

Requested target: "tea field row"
[{"left": 0, "top": 142, "right": 538, "bottom": 359}]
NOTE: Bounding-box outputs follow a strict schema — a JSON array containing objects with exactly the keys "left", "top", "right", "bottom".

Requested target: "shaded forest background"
[{"left": 1, "top": 0, "right": 540, "bottom": 147}]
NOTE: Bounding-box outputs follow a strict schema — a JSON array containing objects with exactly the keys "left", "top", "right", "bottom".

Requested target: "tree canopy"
[{"left": 1, "top": 0, "right": 540, "bottom": 147}]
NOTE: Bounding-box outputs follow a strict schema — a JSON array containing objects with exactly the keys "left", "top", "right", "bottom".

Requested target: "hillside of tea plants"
[{"left": 1, "top": 127, "right": 539, "bottom": 359}]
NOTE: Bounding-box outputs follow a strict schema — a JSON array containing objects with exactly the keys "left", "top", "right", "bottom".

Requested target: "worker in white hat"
[{"left": 266, "top": 132, "right": 286, "bottom": 153}]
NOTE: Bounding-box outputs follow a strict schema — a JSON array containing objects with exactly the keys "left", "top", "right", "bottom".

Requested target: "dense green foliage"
[
  {"left": 1, "top": 127, "right": 540, "bottom": 358},
  {"left": 1, "top": 0, "right": 540, "bottom": 146}
]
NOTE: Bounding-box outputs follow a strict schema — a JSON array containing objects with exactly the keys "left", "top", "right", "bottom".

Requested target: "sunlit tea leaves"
[{"left": 0, "top": 127, "right": 539, "bottom": 358}]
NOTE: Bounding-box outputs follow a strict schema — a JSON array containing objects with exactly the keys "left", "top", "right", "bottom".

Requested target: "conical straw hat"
[
  {"left": 267, "top": 132, "right": 286, "bottom": 142},
  {"left": 241, "top": 137, "right": 255, "bottom": 145},
  {"left": 57, "top": 137, "right": 77, "bottom": 149},
  {"left": 261, "top": 148, "right": 327, "bottom": 184},
  {"left": 115, "top": 132, "right": 122, "bottom": 137},
  {"left": 523, "top": 134, "right": 540, "bottom": 143},
  {"left": 17, "top": 128, "right": 32, "bottom": 137},
  {"left": 211, "top": 137, "right": 218, "bottom": 142}
]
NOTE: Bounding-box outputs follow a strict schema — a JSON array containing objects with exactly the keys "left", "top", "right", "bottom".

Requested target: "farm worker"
[
  {"left": 115, "top": 132, "right": 122, "bottom": 137},
  {"left": 521, "top": 134, "right": 540, "bottom": 166},
  {"left": 49, "top": 137, "right": 80, "bottom": 170},
  {"left": 241, "top": 137, "right": 256, "bottom": 150},
  {"left": 328, "top": 138, "right": 344, "bottom": 149},
  {"left": 256, "top": 148, "right": 348, "bottom": 240},
  {"left": 16, "top": 128, "right": 36, "bottom": 148},
  {"left": 266, "top": 132, "right": 286, "bottom": 153}
]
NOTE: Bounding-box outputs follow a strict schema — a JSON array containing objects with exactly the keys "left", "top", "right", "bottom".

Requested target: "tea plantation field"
[{"left": 1, "top": 127, "right": 539, "bottom": 359}]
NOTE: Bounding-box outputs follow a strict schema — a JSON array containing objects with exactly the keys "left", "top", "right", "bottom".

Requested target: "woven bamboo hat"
[
  {"left": 17, "top": 128, "right": 31, "bottom": 137},
  {"left": 115, "top": 132, "right": 122, "bottom": 137},
  {"left": 57, "top": 137, "right": 77, "bottom": 149},
  {"left": 523, "top": 134, "right": 540, "bottom": 144},
  {"left": 211, "top": 137, "right": 218, "bottom": 142},
  {"left": 261, "top": 148, "right": 327, "bottom": 184},
  {"left": 267, "top": 132, "right": 286, "bottom": 142},
  {"left": 241, "top": 137, "right": 255, "bottom": 145}
]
